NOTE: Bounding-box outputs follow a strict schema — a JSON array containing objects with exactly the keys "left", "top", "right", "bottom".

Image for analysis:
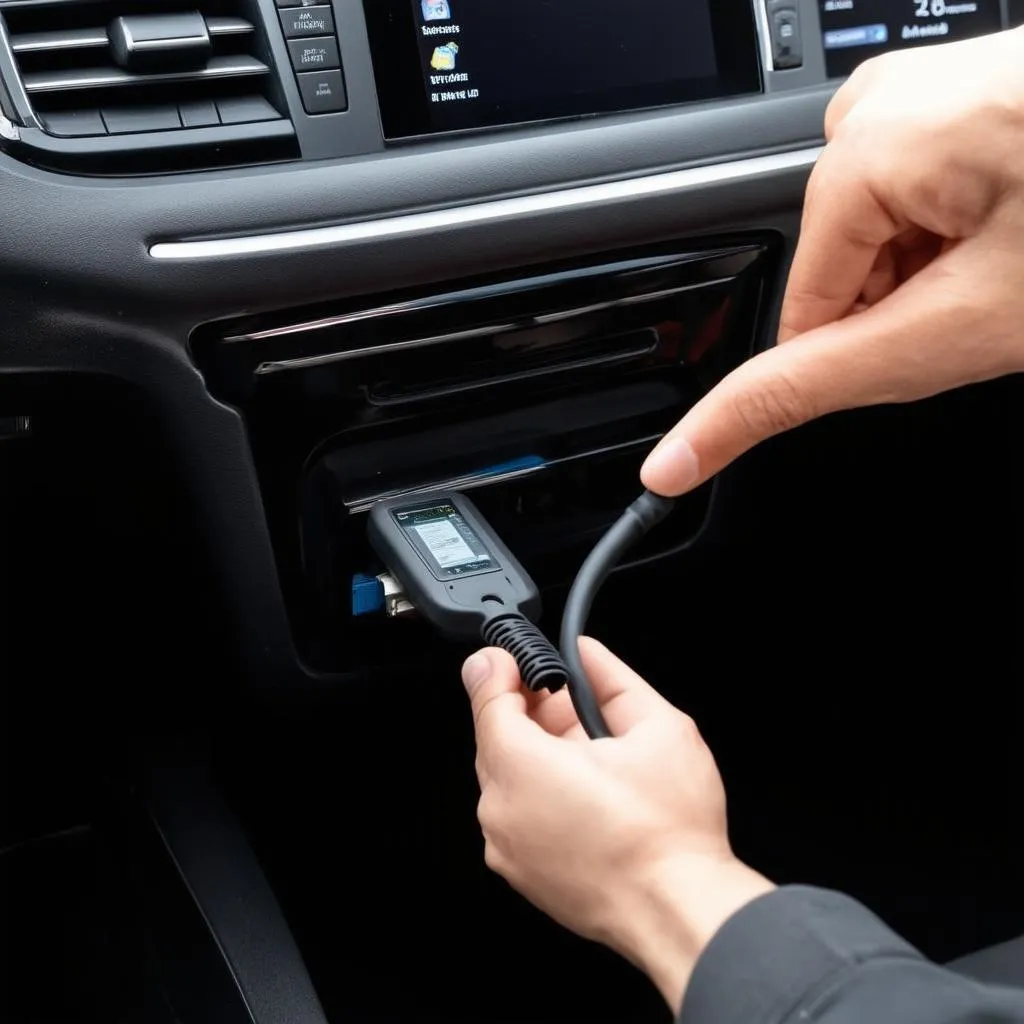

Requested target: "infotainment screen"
[
  {"left": 363, "top": 0, "right": 762, "bottom": 140},
  {"left": 819, "top": 0, "right": 1004, "bottom": 78}
]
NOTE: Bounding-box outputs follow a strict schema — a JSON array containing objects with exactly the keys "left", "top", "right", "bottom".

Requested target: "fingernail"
[
  {"left": 462, "top": 652, "right": 492, "bottom": 692},
  {"left": 641, "top": 436, "right": 700, "bottom": 494}
]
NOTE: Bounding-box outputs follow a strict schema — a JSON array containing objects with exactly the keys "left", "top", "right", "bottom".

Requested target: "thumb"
[
  {"left": 640, "top": 248, "right": 992, "bottom": 496},
  {"left": 462, "top": 648, "right": 541, "bottom": 770}
]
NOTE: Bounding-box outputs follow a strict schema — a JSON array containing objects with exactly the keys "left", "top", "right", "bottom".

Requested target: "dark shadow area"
[
  {"left": 0, "top": 375, "right": 233, "bottom": 1024},
  {"left": 217, "top": 377, "right": 1024, "bottom": 1021},
  {"left": 1, "top": 373, "right": 1021, "bottom": 1023}
]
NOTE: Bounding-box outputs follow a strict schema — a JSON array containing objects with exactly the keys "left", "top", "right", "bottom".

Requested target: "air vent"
[{"left": 0, "top": 0, "right": 297, "bottom": 172}]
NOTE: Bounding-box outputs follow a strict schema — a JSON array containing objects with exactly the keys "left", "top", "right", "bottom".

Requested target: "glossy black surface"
[
  {"left": 817, "top": 0, "right": 1004, "bottom": 78},
  {"left": 194, "top": 239, "right": 777, "bottom": 674},
  {"left": 366, "top": 0, "right": 762, "bottom": 139}
]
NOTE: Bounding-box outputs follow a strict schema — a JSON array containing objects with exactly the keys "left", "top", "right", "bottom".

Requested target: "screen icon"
[
  {"left": 421, "top": 0, "right": 451, "bottom": 21},
  {"left": 430, "top": 42, "right": 459, "bottom": 70}
]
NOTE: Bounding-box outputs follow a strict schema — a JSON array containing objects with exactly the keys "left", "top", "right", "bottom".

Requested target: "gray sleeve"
[{"left": 679, "top": 886, "right": 1024, "bottom": 1024}]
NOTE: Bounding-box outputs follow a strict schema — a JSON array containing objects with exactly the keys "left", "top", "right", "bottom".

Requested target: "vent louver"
[{"left": 0, "top": 0, "right": 296, "bottom": 172}]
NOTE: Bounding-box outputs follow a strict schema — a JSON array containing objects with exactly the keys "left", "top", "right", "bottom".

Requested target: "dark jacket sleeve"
[{"left": 679, "top": 887, "right": 1024, "bottom": 1024}]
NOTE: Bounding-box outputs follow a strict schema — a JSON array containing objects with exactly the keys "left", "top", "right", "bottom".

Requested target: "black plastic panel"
[
  {"left": 0, "top": 163, "right": 812, "bottom": 686},
  {"left": 0, "top": 0, "right": 302, "bottom": 174},
  {"left": 0, "top": 0, "right": 831, "bottom": 690},
  {"left": 192, "top": 238, "right": 778, "bottom": 675},
  {"left": 366, "top": 0, "right": 763, "bottom": 139}
]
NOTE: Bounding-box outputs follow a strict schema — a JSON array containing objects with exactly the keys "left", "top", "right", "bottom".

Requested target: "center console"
[
  {"left": 190, "top": 235, "right": 774, "bottom": 675},
  {"left": 193, "top": 238, "right": 778, "bottom": 677}
]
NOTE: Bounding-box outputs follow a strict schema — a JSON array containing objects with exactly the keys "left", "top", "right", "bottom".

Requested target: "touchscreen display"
[
  {"left": 393, "top": 502, "right": 499, "bottom": 579},
  {"left": 365, "top": 0, "right": 762, "bottom": 139},
  {"left": 819, "top": 0, "right": 1003, "bottom": 78}
]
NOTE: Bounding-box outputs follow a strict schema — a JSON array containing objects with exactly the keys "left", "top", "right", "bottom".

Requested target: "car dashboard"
[{"left": 2, "top": 2, "right": 1023, "bottom": 1022}]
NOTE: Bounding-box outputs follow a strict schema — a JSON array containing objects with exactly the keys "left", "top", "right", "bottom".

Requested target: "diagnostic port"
[
  {"left": 351, "top": 572, "right": 417, "bottom": 618},
  {"left": 379, "top": 572, "right": 416, "bottom": 618}
]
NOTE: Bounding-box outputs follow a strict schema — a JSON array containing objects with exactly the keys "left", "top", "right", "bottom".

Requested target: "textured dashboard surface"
[{"left": 0, "top": 27, "right": 832, "bottom": 686}]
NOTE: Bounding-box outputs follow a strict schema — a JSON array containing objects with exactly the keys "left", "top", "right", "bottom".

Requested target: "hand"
[
  {"left": 461, "top": 640, "right": 774, "bottom": 1012},
  {"left": 643, "top": 28, "right": 1024, "bottom": 496}
]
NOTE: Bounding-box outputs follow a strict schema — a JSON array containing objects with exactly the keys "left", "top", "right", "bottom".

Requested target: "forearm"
[
  {"left": 607, "top": 856, "right": 776, "bottom": 1012},
  {"left": 679, "top": 887, "right": 1024, "bottom": 1024}
]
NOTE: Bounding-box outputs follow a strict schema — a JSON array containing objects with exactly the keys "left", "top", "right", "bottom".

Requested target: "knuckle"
[
  {"left": 854, "top": 50, "right": 896, "bottom": 83},
  {"left": 483, "top": 840, "right": 507, "bottom": 876},
  {"left": 729, "top": 373, "right": 812, "bottom": 440},
  {"left": 823, "top": 96, "right": 847, "bottom": 141},
  {"left": 476, "top": 791, "right": 502, "bottom": 835},
  {"left": 803, "top": 157, "right": 828, "bottom": 207},
  {"left": 674, "top": 711, "right": 703, "bottom": 745}
]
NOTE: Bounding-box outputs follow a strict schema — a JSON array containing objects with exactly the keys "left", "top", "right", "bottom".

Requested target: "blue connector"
[{"left": 351, "top": 573, "right": 385, "bottom": 616}]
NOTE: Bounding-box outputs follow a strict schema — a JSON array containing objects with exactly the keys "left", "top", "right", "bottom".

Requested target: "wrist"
[{"left": 607, "top": 854, "right": 775, "bottom": 1014}]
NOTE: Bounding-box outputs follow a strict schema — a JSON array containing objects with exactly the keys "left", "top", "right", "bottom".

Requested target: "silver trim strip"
[
  {"left": 207, "top": 18, "right": 256, "bottom": 37},
  {"left": 149, "top": 146, "right": 822, "bottom": 261},
  {"left": 11, "top": 18, "right": 250, "bottom": 52},
  {"left": 12, "top": 28, "right": 110, "bottom": 53},
  {"left": 754, "top": 0, "right": 776, "bottom": 73},
  {"left": 23, "top": 55, "right": 267, "bottom": 94}
]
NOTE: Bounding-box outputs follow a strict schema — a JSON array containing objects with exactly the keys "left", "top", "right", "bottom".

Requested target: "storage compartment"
[
  {"left": 300, "top": 381, "right": 714, "bottom": 671},
  {"left": 192, "top": 237, "right": 781, "bottom": 675}
]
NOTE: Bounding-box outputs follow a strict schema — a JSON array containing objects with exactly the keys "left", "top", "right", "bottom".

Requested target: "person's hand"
[
  {"left": 643, "top": 28, "right": 1024, "bottom": 496},
  {"left": 461, "top": 640, "right": 773, "bottom": 1011}
]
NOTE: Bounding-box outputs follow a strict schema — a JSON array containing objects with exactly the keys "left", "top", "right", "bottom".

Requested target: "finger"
[
  {"left": 642, "top": 243, "right": 998, "bottom": 496},
  {"left": 528, "top": 687, "right": 582, "bottom": 738},
  {"left": 892, "top": 228, "right": 944, "bottom": 286},
  {"left": 576, "top": 638, "right": 674, "bottom": 735},
  {"left": 462, "top": 648, "right": 545, "bottom": 775},
  {"left": 530, "top": 641, "right": 673, "bottom": 739},
  {"left": 858, "top": 243, "right": 898, "bottom": 309},
  {"left": 778, "top": 143, "right": 903, "bottom": 343},
  {"left": 858, "top": 230, "right": 945, "bottom": 309},
  {"left": 823, "top": 58, "right": 878, "bottom": 139}
]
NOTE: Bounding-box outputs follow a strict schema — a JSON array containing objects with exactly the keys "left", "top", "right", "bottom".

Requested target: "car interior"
[{"left": 1, "top": 0, "right": 1022, "bottom": 1021}]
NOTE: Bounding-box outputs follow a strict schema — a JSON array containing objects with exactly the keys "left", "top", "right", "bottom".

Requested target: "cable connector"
[{"left": 378, "top": 572, "right": 416, "bottom": 618}]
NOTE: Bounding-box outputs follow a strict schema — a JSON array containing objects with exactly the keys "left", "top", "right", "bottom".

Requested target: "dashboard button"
[
  {"left": 217, "top": 96, "right": 279, "bottom": 124},
  {"left": 287, "top": 36, "right": 341, "bottom": 71},
  {"left": 766, "top": 2, "right": 802, "bottom": 69},
  {"left": 179, "top": 100, "right": 220, "bottom": 128},
  {"left": 102, "top": 105, "right": 181, "bottom": 134},
  {"left": 297, "top": 69, "right": 347, "bottom": 114},
  {"left": 42, "top": 110, "right": 106, "bottom": 137},
  {"left": 280, "top": 5, "right": 334, "bottom": 38}
]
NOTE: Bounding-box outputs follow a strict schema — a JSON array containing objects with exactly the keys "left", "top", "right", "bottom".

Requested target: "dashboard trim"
[{"left": 149, "top": 144, "right": 823, "bottom": 261}]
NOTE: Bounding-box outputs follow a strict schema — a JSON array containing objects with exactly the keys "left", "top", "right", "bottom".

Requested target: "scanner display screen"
[{"left": 394, "top": 502, "right": 499, "bottom": 579}]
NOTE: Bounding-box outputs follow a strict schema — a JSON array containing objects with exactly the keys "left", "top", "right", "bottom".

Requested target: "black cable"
[{"left": 559, "top": 490, "right": 676, "bottom": 740}]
